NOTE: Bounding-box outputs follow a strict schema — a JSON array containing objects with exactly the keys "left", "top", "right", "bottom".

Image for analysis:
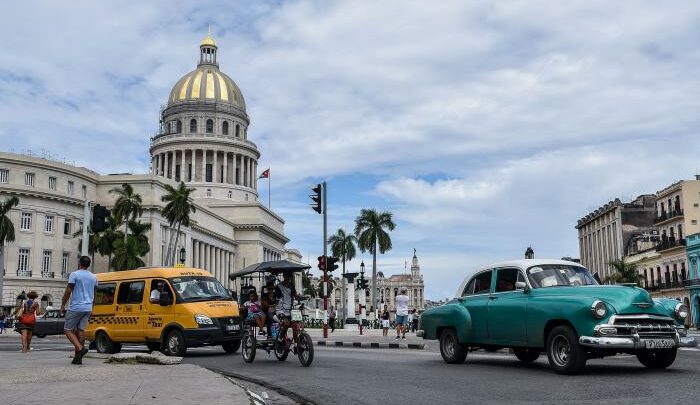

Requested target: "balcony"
[
  {"left": 645, "top": 280, "right": 685, "bottom": 291},
  {"left": 16, "top": 270, "right": 32, "bottom": 277},
  {"left": 655, "top": 209, "right": 684, "bottom": 225},
  {"left": 683, "top": 278, "right": 700, "bottom": 288},
  {"left": 41, "top": 271, "right": 55, "bottom": 279},
  {"left": 655, "top": 238, "right": 686, "bottom": 252}
]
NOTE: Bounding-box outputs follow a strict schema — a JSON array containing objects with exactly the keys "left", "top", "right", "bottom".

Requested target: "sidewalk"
[
  {"left": 0, "top": 350, "right": 252, "bottom": 405},
  {"left": 307, "top": 327, "right": 432, "bottom": 350}
]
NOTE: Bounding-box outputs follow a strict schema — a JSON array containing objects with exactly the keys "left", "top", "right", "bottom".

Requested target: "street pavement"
[{"left": 5, "top": 332, "right": 700, "bottom": 405}]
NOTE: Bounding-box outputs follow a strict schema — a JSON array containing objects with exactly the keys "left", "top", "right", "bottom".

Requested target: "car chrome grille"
[{"left": 612, "top": 315, "right": 677, "bottom": 338}]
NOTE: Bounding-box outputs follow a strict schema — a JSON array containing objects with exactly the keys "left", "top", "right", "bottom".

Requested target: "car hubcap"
[
  {"left": 169, "top": 336, "right": 179, "bottom": 353},
  {"left": 551, "top": 335, "right": 570, "bottom": 366},
  {"left": 444, "top": 335, "right": 455, "bottom": 358}
]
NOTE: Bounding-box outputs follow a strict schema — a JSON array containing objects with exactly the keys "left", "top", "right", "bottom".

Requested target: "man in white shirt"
[
  {"left": 394, "top": 288, "right": 410, "bottom": 340},
  {"left": 150, "top": 281, "right": 165, "bottom": 303}
]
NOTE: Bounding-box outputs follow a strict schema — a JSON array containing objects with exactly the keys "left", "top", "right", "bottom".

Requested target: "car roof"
[
  {"left": 95, "top": 267, "right": 213, "bottom": 282},
  {"left": 454, "top": 259, "right": 586, "bottom": 298}
]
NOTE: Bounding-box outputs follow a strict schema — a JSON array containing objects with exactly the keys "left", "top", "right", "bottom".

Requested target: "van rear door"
[{"left": 114, "top": 280, "right": 146, "bottom": 341}]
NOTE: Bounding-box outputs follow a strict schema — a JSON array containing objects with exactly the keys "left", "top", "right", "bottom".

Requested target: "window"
[
  {"left": 42, "top": 250, "right": 52, "bottom": 273},
  {"left": 190, "top": 119, "right": 197, "bottom": 133},
  {"left": 206, "top": 119, "right": 214, "bottom": 133},
  {"left": 64, "top": 218, "right": 71, "bottom": 235},
  {"left": 222, "top": 121, "right": 229, "bottom": 135},
  {"left": 78, "top": 221, "right": 83, "bottom": 233},
  {"left": 44, "top": 215, "right": 54, "bottom": 233},
  {"left": 206, "top": 188, "right": 212, "bottom": 197},
  {"left": 495, "top": 268, "right": 525, "bottom": 292},
  {"left": 20, "top": 212, "right": 32, "bottom": 231},
  {"left": 25, "top": 172, "right": 35, "bottom": 186},
  {"left": 176, "top": 120, "right": 182, "bottom": 133},
  {"left": 95, "top": 283, "right": 117, "bottom": 305},
  {"left": 117, "top": 280, "right": 146, "bottom": 304},
  {"left": 17, "top": 248, "right": 30, "bottom": 274},
  {"left": 48, "top": 176, "right": 57, "bottom": 190},
  {"left": 81, "top": 185, "right": 87, "bottom": 198},
  {"left": 67, "top": 181, "right": 74, "bottom": 194},
  {"left": 149, "top": 279, "right": 173, "bottom": 302},
  {"left": 235, "top": 124, "right": 240, "bottom": 137},
  {"left": 0, "top": 168, "right": 8, "bottom": 183},
  {"left": 62, "top": 252, "right": 70, "bottom": 274},
  {"left": 693, "top": 220, "right": 698, "bottom": 225},
  {"left": 205, "top": 164, "right": 212, "bottom": 182},
  {"left": 462, "top": 271, "right": 492, "bottom": 296},
  {"left": 227, "top": 190, "right": 232, "bottom": 199}
]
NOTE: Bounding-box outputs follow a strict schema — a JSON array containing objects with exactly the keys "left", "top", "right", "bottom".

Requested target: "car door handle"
[{"left": 489, "top": 296, "right": 498, "bottom": 300}]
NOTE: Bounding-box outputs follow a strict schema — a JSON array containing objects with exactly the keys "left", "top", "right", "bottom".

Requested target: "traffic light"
[
  {"left": 310, "top": 184, "right": 322, "bottom": 214},
  {"left": 361, "top": 278, "right": 368, "bottom": 290},
  {"left": 92, "top": 204, "right": 110, "bottom": 232},
  {"left": 327, "top": 256, "right": 339, "bottom": 272},
  {"left": 317, "top": 255, "right": 326, "bottom": 271}
]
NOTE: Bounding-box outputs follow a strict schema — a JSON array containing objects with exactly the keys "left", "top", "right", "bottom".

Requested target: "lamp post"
[
  {"left": 359, "top": 261, "right": 366, "bottom": 335},
  {"left": 179, "top": 248, "right": 186, "bottom": 265}
]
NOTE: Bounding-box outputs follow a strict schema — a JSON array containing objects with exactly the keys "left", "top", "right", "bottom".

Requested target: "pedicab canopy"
[{"left": 229, "top": 259, "right": 311, "bottom": 280}]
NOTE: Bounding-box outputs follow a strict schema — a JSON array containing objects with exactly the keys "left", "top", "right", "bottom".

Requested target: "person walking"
[
  {"left": 411, "top": 309, "right": 419, "bottom": 333},
  {"left": 394, "top": 288, "right": 409, "bottom": 340},
  {"left": 328, "top": 305, "right": 336, "bottom": 333},
  {"left": 381, "top": 305, "right": 390, "bottom": 337},
  {"left": 60, "top": 256, "right": 98, "bottom": 365},
  {"left": 13, "top": 290, "right": 41, "bottom": 352},
  {"left": 0, "top": 312, "right": 6, "bottom": 334}
]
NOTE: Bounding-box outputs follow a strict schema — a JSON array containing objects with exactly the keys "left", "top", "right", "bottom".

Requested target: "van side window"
[
  {"left": 473, "top": 271, "right": 492, "bottom": 295},
  {"left": 117, "top": 281, "right": 145, "bottom": 304},
  {"left": 95, "top": 283, "right": 117, "bottom": 305}
]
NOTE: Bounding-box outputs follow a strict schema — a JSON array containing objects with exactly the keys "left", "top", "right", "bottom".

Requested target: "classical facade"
[
  {"left": 0, "top": 33, "right": 299, "bottom": 308},
  {"left": 576, "top": 195, "right": 656, "bottom": 281}
]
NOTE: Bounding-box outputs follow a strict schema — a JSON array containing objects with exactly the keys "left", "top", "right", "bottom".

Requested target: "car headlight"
[
  {"left": 591, "top": 300, "right": 607, "bottom": 318},
  {"left": 675, "top": 303, "right": 689, "bottom": 319},
  {"left": 195, "top": 313, "right": 214, "bottom": 326}
]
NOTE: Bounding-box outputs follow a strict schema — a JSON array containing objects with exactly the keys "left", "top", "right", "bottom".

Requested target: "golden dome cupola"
[{"left": 199, "top": 26, "right": 218, "bottom": 67}]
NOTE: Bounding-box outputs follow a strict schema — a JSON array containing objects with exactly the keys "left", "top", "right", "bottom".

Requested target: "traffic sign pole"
[{"left": 322, "top": 181, "right": 328, "bottom": 339}]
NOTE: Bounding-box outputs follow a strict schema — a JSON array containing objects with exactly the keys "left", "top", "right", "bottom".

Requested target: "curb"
[
  {"left": 209, "top": 368, "right": 317, "bottom": 405},
  {"left": 316, "top": 340, "right": 424, "bottom": 350}
]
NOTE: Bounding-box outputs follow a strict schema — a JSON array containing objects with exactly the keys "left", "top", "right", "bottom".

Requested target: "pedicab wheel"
[
  {"left": 95, "top": 331, "right": 122, "bottom": 354},
  {"left": 222, "top": 340, "right": 241, "bottom": 354},
  {"left": 274, "top": 335, "right": 290, "bottom": 361},
  {"left": 297, "top": 331, "right": 314, "bottom": 367},
  {"left": 242, "top": 332, "right": 256, "bottom": 363}
]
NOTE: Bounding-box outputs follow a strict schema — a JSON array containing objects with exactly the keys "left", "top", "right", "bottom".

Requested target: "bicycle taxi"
[{"left": 230, "top": 259, "right": 314, "bottom": 367}]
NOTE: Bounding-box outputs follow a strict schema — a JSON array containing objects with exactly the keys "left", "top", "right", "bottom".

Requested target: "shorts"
[
  {"left": 395, "top": 315, "right": 407, "bottom": 325},
  {"left": 246, "top": 311, "right": 265, "bottom": 320},
  {"left": 381, "top": 319, "right": 390, "bottom": 328},
  {"left": 64, "top": 311, "right": 92, "bottom": 331}
]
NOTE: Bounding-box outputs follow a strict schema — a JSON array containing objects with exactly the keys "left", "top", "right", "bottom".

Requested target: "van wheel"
[
  {"left": 546, "top": 325, "right": 586, "bottom": 374},
  {"left": 146, "top": 342, "right": 161, "bottom": 352},
  {"left": 222, "top": 341, "right": 241, "bottom": 354},
  {"left": 439, "top": 329, "right": 467, "bottom": 364},
  {"left": 637, "top": 349, "right": 677, "bottom": 369},
  {"left": 163, "top": 329, "right": 187, "bottom": 357},
  {"left": 95, "top": 331, "right": 121, "bottom": 354},
  {"left": 514, "top": 348, "right": 540, "bottom": 363}
]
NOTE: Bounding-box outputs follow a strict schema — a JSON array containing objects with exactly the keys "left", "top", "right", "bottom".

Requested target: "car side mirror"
[
  {"left": 593, "top": 272, "right": 602, "bottom": 284},
  {"left": 515, "top": 281, "right": 528, "bottom": 292},
  {"left": 159, "top": 292, "right": 172, "bottom": 306}
]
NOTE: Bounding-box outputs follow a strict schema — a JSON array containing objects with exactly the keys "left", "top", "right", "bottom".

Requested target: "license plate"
[
  {"left": 226, "top": 324, "right": 240, "bottom": 331},
  {"left": 644, "top": 339, "right": 675, "bottom": 349}
]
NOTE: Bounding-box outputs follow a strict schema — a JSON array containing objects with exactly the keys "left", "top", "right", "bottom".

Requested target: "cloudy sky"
[{"left": 2, "top": 1, "right": 700, "bottom": 299}]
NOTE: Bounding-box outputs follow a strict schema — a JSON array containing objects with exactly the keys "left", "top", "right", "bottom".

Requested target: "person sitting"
[
  {"left": 275, "top": 272, "right": 302, "bottom": 344},
  {"left": 150, "top": 281, "right": 166, "bottom": 304},
  {"left": 245, "top": 291, "right": 267, "bottom": 336},
  {"left": 261, "top": 280, "right": 276, "bottom": 336}
]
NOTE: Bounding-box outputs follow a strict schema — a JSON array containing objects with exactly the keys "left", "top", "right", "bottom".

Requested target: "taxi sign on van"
[{"left": 175, "top": 263, "right": 185, "bottom": 268}]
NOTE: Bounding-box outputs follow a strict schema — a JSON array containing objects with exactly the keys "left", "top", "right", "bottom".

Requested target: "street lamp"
[
  {"left": 179, "top": 247, "right": 186, "bottom": 264},
  {"left": 360, "top": 261, "right": 365, "bottom": 276}
]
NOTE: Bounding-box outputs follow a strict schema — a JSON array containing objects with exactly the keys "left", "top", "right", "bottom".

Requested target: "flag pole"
[{"left": 268, "top": 170, "right": 271, "bottom": 209}]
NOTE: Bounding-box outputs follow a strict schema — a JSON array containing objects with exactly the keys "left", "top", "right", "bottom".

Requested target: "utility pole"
[
  {"left": 81, "top": 200, "right": 93, "bottom": 257},
  {"left": 322, "top": 181, "right": 328, "bottom": 339}
]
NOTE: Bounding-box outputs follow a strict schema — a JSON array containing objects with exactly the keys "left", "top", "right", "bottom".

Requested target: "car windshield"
[
  {"left": 169, "top": 276, "right": 232, "bottom": 302},
  {"left": 526, "top": 265, "right": 598, "bottom": 288}
]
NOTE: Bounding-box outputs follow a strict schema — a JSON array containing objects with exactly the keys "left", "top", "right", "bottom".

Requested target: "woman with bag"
[{"left": 13, "top": 290, "right": 41, "bottom": 353}]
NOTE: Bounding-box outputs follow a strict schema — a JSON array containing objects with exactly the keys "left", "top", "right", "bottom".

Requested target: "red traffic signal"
[{"left": 317, "top": 255, "right": 326, "bottom": 271}]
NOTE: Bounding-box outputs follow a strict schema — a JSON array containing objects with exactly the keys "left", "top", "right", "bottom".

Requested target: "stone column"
[
  {"left": 201, "top": 150, "right": 207, "bottom": 182},
  {"left": 200, "top": 242, "right": 205, "bottom": 269},
  {"left": 251, "top": 159, "right": 255, "bottom": 189},
  {"left": 223, "top": 151, "right": 228, "bottom": 184},
  {"left": 159, "top": 153, "right": 164, "bottom": 177},
  {"left": 153, "top": 155, "right": 158, "bottom": 175},
  {"left": 194, "top": 240, "right": 199, "bottom": 267},
  {"left": 213, "top": 150, "right": 219, "bottom": 183},
  {"left": 180, "top": 150, "right": 186, "bottom": 181},
  {"left": 232, "top": 153, "right": 238, "bottom": 185}
]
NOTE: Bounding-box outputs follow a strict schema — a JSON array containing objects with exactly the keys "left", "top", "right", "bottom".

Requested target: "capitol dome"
[{"left": 167, "top": 31, "right": 246, "bottom": 110}]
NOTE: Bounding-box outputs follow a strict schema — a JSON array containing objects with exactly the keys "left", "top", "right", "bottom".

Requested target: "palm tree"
[
  {"left": 96, "top": 215, "right": 123, "bottom": 271},
  {"left": 354, "top": 209, "right": 396, "bottom": 311},
  {"left": 109, "top": 183, "right": 143, "bottom": 242},
  {"left": 0, "top": 195, "right": 19, "bottom": 305},
  {"left": 161, "top": 182, "right": 196, "bottom": 266},
  {"left": 607, "top": 258, "right": 643, "bottom": 285},
  {"left": 111, "top": 221, "right": 152, "bottom": 271},
  {"left": 328, "top": 228, "right": 358, "bottom": 321},
  {"left": 302, "top": 270, "right": 317, "bottom": 298}
]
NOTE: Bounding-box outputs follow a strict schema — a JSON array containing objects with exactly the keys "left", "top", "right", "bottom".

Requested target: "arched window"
[
  {"left": 235, "top": 124, "right": 240, "bottom": 137},
  {"left": 176, "top": 120, "right": 182, "bottom": 133},
  {"left": 206, "top": 119, "right": 213, "bottom": 133},
  {"left": 222, "top": 121, "right": 229, "bottom": 135},
  {"left": 189, "top": 119, "right": 197, "bottom": 133}
]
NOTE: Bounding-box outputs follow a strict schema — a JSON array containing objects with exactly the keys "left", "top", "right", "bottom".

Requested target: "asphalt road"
[{"left": 6, "top": 335, "right": 700, "bottom": 405}]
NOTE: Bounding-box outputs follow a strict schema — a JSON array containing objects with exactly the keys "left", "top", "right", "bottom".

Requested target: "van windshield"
[{"left": 169, "top": 276, "right": 232, "bottom": 302}]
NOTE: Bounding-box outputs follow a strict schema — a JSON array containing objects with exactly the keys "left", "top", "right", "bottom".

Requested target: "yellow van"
[{"left": 85, "top": 267, "right": 241, "bottom": 356}]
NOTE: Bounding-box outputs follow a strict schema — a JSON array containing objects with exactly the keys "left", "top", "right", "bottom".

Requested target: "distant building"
[{"left": 576, "top": 194, "right": 656, "bottom": 280}]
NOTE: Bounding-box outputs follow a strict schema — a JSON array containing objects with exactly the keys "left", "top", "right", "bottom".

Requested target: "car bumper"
[
  {"left": 182, "top": 326, "right": 242, "bottom": 347},
  {"left": 579, "top": 334, "right": 697, "bottom": 350}
]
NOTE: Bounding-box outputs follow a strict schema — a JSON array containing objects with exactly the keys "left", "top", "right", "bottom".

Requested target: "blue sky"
[{"left": 2, "top": 1, "right": 700, "bottom": 299}]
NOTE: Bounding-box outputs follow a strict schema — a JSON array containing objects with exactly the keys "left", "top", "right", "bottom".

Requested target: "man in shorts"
[
  {"left": 394, "top": 287, "right": 410, "bottom": 340},
  {"left": 60, "top": 256, "right": 98, "bottom": 364}
]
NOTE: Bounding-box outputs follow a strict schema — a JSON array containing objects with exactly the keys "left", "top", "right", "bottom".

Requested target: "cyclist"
[{"left": 274, "top": 272, "right": 303, "bottom": 346}]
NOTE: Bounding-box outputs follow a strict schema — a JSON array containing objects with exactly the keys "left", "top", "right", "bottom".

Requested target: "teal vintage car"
[{"left": 418, "top": 259, "right": 697, "bottom": 374}]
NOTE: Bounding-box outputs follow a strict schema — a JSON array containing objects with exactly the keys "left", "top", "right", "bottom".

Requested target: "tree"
[
  {"left": 111, "top": 221, "right": 152, "bottom": 271},
  {"left": 354, "top": 208, "right": 396, "bottom": 311},
  {"left": 302, "top": 270, "right": 317, "bottom": 298},
  {"left": 161, "top": 182, "right": 196, "bottom": 266},
  {"left": 109, "top": 183, "right": 143, "bottom": 242},
  {"left": 0, "top": 195, "right": 19, "bottom": 305},
  {"left": 96, "top": 214, "right": 123, "bottom": 271},
  {"left": 328, "top": 228, "right": 358, "bottom": 320},
  {"left": 607, "top": 258, "right": 643, "bottom": 285}
]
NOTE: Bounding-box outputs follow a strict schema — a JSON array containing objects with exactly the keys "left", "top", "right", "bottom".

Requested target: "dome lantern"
[{"left": 199, "top": 25, "right": 218, "bottom": 67}]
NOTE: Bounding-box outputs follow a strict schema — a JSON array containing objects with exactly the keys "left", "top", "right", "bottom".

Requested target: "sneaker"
[
  {"left": 395, "top": 336, "right": 400, "bottom": 340},
  {"left": 72, "top": 347, "right": 88, "bottom": 365}
]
